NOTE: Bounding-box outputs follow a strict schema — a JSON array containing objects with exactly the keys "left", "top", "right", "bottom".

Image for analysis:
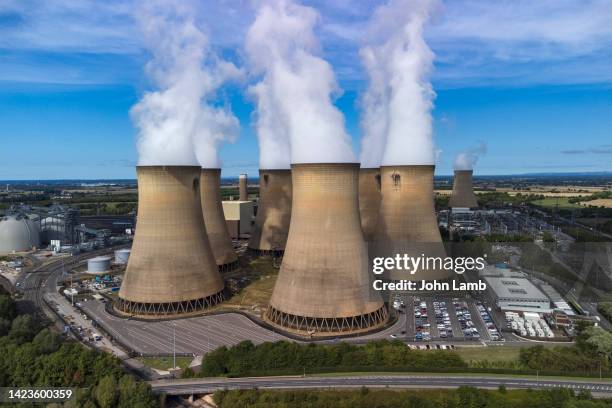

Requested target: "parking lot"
[{"left": 391, "top": 295, "right": 502, "bottom": 343}]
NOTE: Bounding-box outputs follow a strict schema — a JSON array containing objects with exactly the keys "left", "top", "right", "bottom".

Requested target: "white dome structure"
[{"left": 0, "top": 215, "right": 41, "bottom": 255}]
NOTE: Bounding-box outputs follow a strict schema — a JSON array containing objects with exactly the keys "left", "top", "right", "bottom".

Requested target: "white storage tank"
[
  {"left": 114, "top": 249, "right": 131, "bottom": 265},
  {"left": 87, "top": 256, "right": 111, "bottom": 274}
]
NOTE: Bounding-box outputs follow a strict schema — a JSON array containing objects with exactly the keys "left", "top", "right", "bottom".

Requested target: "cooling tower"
[
  {"left": 449, "top": 170, "right": 478, "bottom": 208},
  {"left": 248, "top": 169, "right": 292, "bottom": 255},
  {"left": 265, "top": 163, "right": 388, "bottom": 336},
  {"left": 359, "top": 168, "right": 381, "bottom": 242},
  {"left": 116, "top": 166, "right": 224, "bottom": 316},
  {"left": 200, "top": 168, "right": 239, "bottom": 272},
  {"left": 239, "top": 173, "right": 248, "bottom": 201},
  {"left": 373, "top": 165, "right": 452, "bottom": 281}
]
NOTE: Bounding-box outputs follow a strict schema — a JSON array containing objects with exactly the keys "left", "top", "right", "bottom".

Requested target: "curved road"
[{"left": 151, "top": 375, "right": 612, "bottom": 397}]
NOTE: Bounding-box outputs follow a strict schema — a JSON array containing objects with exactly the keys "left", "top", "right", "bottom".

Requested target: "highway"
[{"left": 151, "top": 374, "right": 612, "bottom": 397}]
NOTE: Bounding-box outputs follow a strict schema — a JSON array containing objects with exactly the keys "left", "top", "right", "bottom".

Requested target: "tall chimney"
[
  {"left": 116, "top": 166, "right": 224, "bottom": 316},
  {"left": 248, "top": 169, "right": 292, "bottom": 255},
  {"left": 201, "top": 169, "right": 239, "bottom": 272},
  {"left": 359, "top": 168, "right": 381, "bottom": 242},
  {"left": 449, "top": 170, "right": 478, "bottom": 209},
  {"left": 373, "top": 165, "right": 451, "bottom": 281},
  {"left": 266, "top": 163, "right": 388, "bottom": 336},
  {"left": 239, "top": 173, "right": 248, "bottom": 201}
]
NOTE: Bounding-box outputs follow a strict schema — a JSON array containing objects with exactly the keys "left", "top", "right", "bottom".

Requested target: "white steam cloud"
[
  {"left": 454, "top": 141, "right": 487, "bottom": 170},
  {"left": 131, "top": 1, "right": 241, "bottom": 167},
  {"left": 246, "top": 0, "right": 355, "bottom": 165},
  {"left": 360, "top": 0, "right": 438, "bottom": 167}
]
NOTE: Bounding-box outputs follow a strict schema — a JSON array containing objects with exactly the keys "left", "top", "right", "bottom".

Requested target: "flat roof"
[{"left": 485, "top": 276, "right": 549, "bottom": 302}]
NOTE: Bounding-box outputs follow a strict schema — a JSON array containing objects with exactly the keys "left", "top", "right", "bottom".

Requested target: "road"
[{"left": 151, "top": 374, "right": 612, "bottom": 397}]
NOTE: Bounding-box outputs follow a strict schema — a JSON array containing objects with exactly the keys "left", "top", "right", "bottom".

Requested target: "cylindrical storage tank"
[
  {"left": 114, "top": 249, "right": 131, "bottom": 265},
  {"left": 116, "top": 166, "right": 224, "bottom": 317},
  {"left": 265, "top": 163, "right": 388, "bottom": 336},
  {"left": 373, "top": 165, "right": 452, "bottom": 281},
  {"left": 87, "top": 256, "right": 111, "bottom": 274},
  {"left": 0, "top": 215, "right": 41, "bottom": 255},
  {"left": 201, "top": 168, "right": 239, "bottom": 272},
  {"left": 248, "top": 169, "right": 292, "bottom": 256},
  {"left": 449, "top": 170, "right": 478, "bottom": 208},
  {"left": 359, "top": 168, "right": 381, "bottom": 242},
  {"left": 239, "top": 173, "right": 248, "bottom": 201}
]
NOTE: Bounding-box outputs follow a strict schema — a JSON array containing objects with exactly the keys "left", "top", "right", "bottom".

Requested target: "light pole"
[{"left": 173, "top": 322, "right": 176, "bottom": 371}]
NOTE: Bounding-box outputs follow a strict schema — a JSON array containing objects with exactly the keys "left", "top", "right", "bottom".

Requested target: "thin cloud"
[{"left": 562, "top": 145, "right": 612, "bottom": 155}]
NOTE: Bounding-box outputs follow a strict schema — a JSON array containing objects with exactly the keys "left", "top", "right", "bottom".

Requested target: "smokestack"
[
  {"left": 266, "top": 163, "right": 388, "bottom": 335},
  {"left": 201, "top": 169, "right": 239, "bottom": 272},
  {"left": 359, "top": 168, "right": 381, "bottom": 242},
  {"left": 239, "top": 174, "right": 248, "bottom": 201},
  {"left": 116, "top": 166, "right": 224, "bottom": 316},
  {"left": 248, "top": 169, "right": 292, "bottom": 255},
  {"left": 449, "top": 170, "right": 478, "bottom": 209},
  {"left": 373, "top": 165, "right": 451, "bottom": 281}
]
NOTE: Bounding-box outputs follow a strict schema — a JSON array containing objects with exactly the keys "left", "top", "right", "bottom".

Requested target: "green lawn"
[
  {"left": 136, "top": 356, "right": 193, "bottom": 370},
  {"left": 531, "top": 197, "right": 582, "bottom": 209},
  {"left": 453, "top": 346, "right": 522, "bottom": 364}
]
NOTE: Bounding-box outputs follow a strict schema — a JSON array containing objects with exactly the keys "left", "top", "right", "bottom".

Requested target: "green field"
[
  {"left": 531, "top": 197, "right": 583, "bottom": 209},
  {"left": 453, "top": 346, "right": 523, "bottom": 365}
]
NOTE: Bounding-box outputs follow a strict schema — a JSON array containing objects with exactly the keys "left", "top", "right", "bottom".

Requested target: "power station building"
[
  {"left": 222, "top": 200, "right": 253, "bottom": 239},
  {"left": 449, "top": 170, "right": 478, "bottom": 210},
  {"left": 200, "top": 169, "right": 239, "bottom": 272},
  {"left": 358, "top": 168, "right": 381, "bottom": 242},
  {"left": 248, "top": 169, "right": 292, "bottom": 255},
  {"left": 373, "top": 165, "right": 452, "bottom": 282},
  {"left": 265, "top": 163, "right": 388, "bottom": 336},
  {"left": 116, "top": 166, "right": 224, "bottom": 316}
]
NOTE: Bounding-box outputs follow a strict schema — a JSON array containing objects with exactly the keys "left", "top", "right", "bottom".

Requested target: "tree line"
[
  {"left": 214, "top": 387, "right": 611, "bottom": 408},
  {"left": 0, "top": 287, "right": 160, "bottom": 408}
]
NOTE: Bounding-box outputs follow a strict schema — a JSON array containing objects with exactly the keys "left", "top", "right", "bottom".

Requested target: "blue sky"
[{"left": 1, "top": 0, "right": 611, "bottom": 179}]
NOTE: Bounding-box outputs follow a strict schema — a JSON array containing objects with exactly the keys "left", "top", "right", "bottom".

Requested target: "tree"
[
  {"left": 0, "top": 294, "right": 17, "bottom": 321},
  {"left": 9, "top": 315, "right": 37, "bottom": 344},
  {"left": 94, "top": 375, "right": 118, "bottom": 408}
]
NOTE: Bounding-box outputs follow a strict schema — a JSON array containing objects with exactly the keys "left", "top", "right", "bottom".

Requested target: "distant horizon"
[{"left": 1, "top": 170, "right": 611, "bottom": 184}]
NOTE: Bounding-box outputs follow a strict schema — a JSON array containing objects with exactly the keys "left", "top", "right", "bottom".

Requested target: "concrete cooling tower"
[
  {"left": 449, "top": 170, "right": 478, "bottom": 209},
  {"left": 266, "top": 163, "right": 388, "bottom": 336},
  {"left": 373, "top": 165, "right": 452, "bottom": 282},
  {"left": 239, "top": 173, "right": 248, "bottom": 201},
  {"left": 248, "top": 169, "right": 292, "bottom": 255},
  {"left": 200, "top": 169, "right": 239, "bottom": 272},
  {"left": 359, "top": 168, "right": 381, "bottom": 242},
  {"left": 116, "top": 166, "right": 224, "bottom": 316}
]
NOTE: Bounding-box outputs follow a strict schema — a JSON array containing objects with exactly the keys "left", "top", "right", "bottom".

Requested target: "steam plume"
[
  {"left": 360, "top": 0, "right": 437, "bottom": 167},
  {"left": 131, "top": 1, "right": 241, "bottom": 167},
  {"left": 454, "top": 141, "right": 487, "bottom": 170},
  {"left": 246, "top": 0, "right": 355, "bottom": 164}
]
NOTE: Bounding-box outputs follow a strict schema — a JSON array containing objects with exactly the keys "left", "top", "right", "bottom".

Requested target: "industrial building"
[
  {"left": 358, "top": 168, "right": 381, "bottom": 242},
  {"left": 0, "top": 214, "right": 41, "bottom": 254},
  {"left": 373, "top": 165, "right": 451, "bottom": 282},
  {"left": 484, "top": 275, "right": 551, "bottom": 313},
  {"left": 116, "top": 166, "right": 224, "bottom": 317},
  {"left": 248, "top": 169, "right": 292, "bottom": 255},
  {"left": 266, "top": 163, "right": 388, "bottom": 336},
  {"left": 200, "top": 169, "right": 239, "bottom": 272},
  {"left": 222, "top": 200, "right": 253, "bottom": 239},
  {"left": 449, "top": 170, "right": 478, "bottom": 210}
]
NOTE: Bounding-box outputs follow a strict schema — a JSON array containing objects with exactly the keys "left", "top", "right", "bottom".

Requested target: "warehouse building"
[{"left": 485, "top": 275, "right": 552, "bottom": 313}]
